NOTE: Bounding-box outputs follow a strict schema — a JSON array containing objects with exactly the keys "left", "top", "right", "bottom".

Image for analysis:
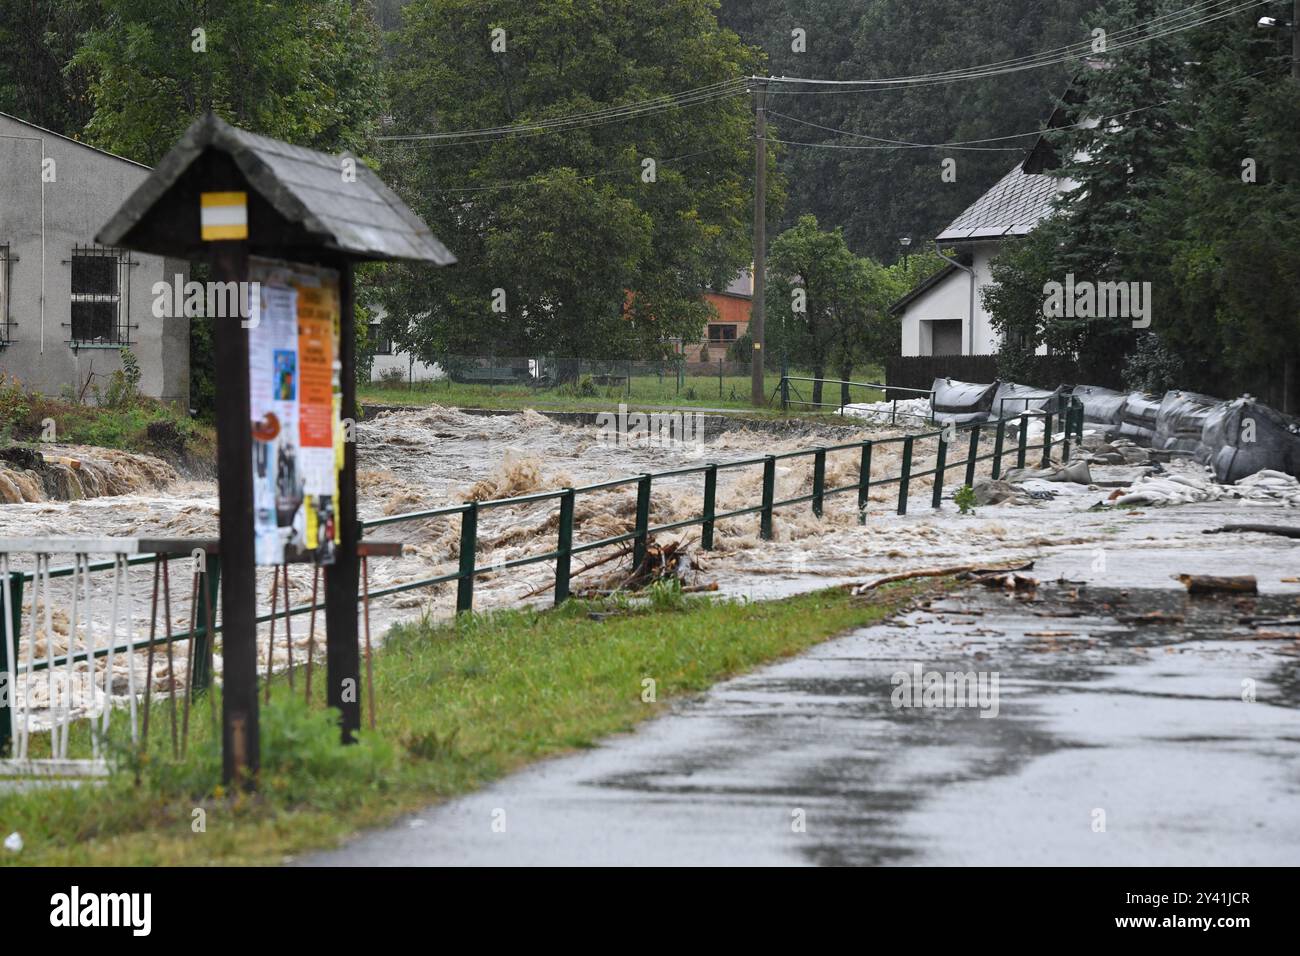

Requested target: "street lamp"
[
  {"left": 1256, "top": 1, "right": 1298, "bottom": 84},
  {"left": 899, "top": 236, "right": 912, "bottom": 269},
  {"left": 1257, "top": 5, "right": 1298, "bottom": 413}
]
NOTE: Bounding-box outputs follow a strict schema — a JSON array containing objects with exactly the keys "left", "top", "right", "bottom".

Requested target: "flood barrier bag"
[
  {"left": 1117, "top": 391, "right": 1161, "bottom": 445},
  {"left": 991, "top": 382, "right": 1066, "bottom": 418},
  {"left": 1155, "top": 390, "right": 1222, "bottom": 457},
  {"left": 1201, "top": 398, "right": 1300, "bottom": 483},
  {"left": 1073, "top": 385, "right": 1129, "bottom": 427},
  {"left": 930, "top": 377, "right": 997, "bottom": 425}
]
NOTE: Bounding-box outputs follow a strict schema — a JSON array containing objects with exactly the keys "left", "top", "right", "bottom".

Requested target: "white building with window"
[
  {"left": 0, "top": 111, "right": 188, "bottom": 403},
  {"left": 367, "top": 305, "right": 443, "bottom": 384},
  {"left": 891, "top": 153, "right": 1066, "bottom": 357}
]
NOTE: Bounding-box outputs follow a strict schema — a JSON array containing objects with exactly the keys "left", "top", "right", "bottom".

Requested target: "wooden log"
[
  {"left": 1176, "top": 574, "right": 1258, "bottom": 594},
  {"left": 1203, "top": 524, "right": 1300, "bottom": 539}
]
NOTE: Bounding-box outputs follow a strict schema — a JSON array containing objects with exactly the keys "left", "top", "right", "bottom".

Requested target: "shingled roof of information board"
[{"left": 96, "top": 112, "right": 455, "bottom": 265}]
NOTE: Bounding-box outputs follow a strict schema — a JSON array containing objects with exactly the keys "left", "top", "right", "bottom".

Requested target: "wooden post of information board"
[
  {"left": 209, "top": 240, "right": 260, "bottom": 786},
  {"left": 94, "top": 112, "right": 455, "bottom": 763},
  {"left": 325, "top": 263, "right": 362, "bottom": 742}
]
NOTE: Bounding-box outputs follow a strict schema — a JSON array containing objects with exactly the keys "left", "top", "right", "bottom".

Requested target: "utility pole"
[
  {"left": 1290, "top": 0, "right": 1298, "bottom": 412},
  {"left": 750, "top": 76, "right": 769, "bottom": 407}
]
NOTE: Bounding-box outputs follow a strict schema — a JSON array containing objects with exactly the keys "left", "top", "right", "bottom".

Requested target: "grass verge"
[
  {"left": 0, "top": 581, "right": 941, "bottom": 866},
  {"left": 360, "top": 370, "right": 885, "bottom": 416},
  {"left": 0, "top": 375, "right": 214, "bottom": 467}
]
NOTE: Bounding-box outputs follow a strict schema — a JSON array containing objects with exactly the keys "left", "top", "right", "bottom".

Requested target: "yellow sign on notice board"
[{"left": 200, "top": 191, "right": 249, "bottom": 240}]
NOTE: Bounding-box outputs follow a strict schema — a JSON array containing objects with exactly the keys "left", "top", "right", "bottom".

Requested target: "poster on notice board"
[{"left": 247, "top": 257, "right": 342, "bottom": 566}]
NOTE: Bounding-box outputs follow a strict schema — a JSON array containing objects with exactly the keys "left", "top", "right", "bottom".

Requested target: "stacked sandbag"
[
  {"left": 1154, "top": 390, "right": 1221, "bottom": 458},
  {"left": 990, "top": 381, "right": 1068, "bottom": 420},
  {"left": 930, "top": 377, "right": 997, "bottom": 425},
  {"left": 1117, "top": 392, "right": 1161, "bottom": 446},
  {"left": 1073, "top": 385, "right": 1128, "bottom": 433},
  {"left": 1201, "top": 397, "right": 1300, "bottom": 482}
]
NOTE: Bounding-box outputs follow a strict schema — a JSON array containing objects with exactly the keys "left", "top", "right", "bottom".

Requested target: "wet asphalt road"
[{"left": 302, "top": 533, "right": 1300, "bottom": 866}]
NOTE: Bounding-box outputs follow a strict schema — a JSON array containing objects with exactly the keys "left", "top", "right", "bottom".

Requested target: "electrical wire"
[
  {"left": 379, "top": 79, "right": 749, "bottom": 144},
  {"left": 763, "top": 65, "right": 1276, "bottom": 153},
  {"left": 766, "top": 0, "right": 1269, "bottom": 95}
]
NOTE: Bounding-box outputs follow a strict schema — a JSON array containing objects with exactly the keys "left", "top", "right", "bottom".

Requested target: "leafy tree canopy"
[{"left": 377, "top": 0, "right": 781, "bottom": 362}]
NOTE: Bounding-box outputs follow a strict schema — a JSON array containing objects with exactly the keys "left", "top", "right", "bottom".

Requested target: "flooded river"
[{"left": 2, "top": 405, "right": 1297, "bottom": 728}]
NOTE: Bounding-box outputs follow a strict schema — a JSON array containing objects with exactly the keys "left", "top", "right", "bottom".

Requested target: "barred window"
[
  {"left": 67, "top": 245, "right": 133, "bottom": 346},
  {"left": 370, "top": 321, "right": 393, "bottom": 355}
]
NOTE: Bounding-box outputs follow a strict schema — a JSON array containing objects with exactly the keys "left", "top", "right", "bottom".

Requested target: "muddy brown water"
[{"left": 1, "top": 405, "right": 1296, "bottom": 729}]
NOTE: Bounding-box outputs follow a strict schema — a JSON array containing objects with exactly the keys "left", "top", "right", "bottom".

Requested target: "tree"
[
  {"left": 1135, "top": 15, "right": 1300, "bottom": 408},
  {"left": 981, "top": 0, "right": 1300, "bottom": 407},
  {"left": 766, "top": 214, "right": 900, "bottom": 406},
  {"left": 73, "top": 0, "right": 384, "bottom": 165},
  {"left": 70, "top": 0, "right": 386, "bottom": 416},
  {"left": 718, "top": 0, "right": 1103, "bottom": 262},
  {"left": 0, "top": 0, "right": 99, "bottom": 135},
  {"left": 377, "top": 0, "right": 779, "bottom": 365}
]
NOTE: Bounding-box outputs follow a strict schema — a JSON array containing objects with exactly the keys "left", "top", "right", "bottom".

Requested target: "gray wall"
[{"left": 0, "top": 112, "right": 188, "bottom": 405}]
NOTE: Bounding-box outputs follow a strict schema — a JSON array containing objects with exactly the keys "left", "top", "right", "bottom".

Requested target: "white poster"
[{"left": 248, "top": 258, "right": 340, "bottom": 566}]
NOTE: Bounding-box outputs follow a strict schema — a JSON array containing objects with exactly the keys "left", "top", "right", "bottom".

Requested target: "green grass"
[
  {"left": 361, "top": 369, "right": 886, "bottom": 416},
  {"left": 0, "top": 375, "right": 213, "bottom": 465},
  {"left": 0, "top": 581, "right": 941, "bottom": 866}
]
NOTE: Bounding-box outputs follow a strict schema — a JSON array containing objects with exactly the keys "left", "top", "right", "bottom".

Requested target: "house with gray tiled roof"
[{"left": 890, "top": 153, "right": 1071, "bottom": 357}]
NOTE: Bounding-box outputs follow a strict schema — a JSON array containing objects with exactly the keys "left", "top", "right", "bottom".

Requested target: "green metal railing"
[
  {"left": 775, "top": 375, "right": 935, "bottom": 422},
  {"left": 361, "top": 397, "right": 1086, "bottom": 614},
  {"left": 0, "top": 398, "right": 1084, "bottom": 757}
]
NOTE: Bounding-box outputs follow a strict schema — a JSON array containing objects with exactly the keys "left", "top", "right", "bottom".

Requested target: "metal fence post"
[
  {"left": 190, "top": 553, "right": 221, "bottom": 692},
  {"left": 456, "top": 502, "right": 478, "bottom": 613},
  {"left": 633, "top": 474, "right": 652, "bottom": 568},
  {"left": 931, "top": 435, "right": 948, "bottom": 509},
  {"left": 1041, "top": 412, "right": 1054, "bottom": 468},
  {"left": 812, "top": 448, "right": 826, "bottom": 518},
  {"left": 701, "top": 464, "right": 718, "bottom": 550},
  {"left": 964, "top": 425, "right": 980, "bottom": 489},
  {"left": 760, "top": 456, "right": 776, "bottom": 540},
  {"left": 898, "top": 436, "right": 914, "bottom": 515},
  {"left": 554, "top": 489, "right": 575, "bottom": 605},
  {"left": 857, "top": 440, "right": 873, "bottom": 524},
  {"left": 0, "top": 568, "right": 21, "bottom": 755},
  {"left": 1017, "top": 414, "right": 1029, "bottom": 469},
  {"left": 992, "top": 419, "right": 1006, "bottom": 479}
]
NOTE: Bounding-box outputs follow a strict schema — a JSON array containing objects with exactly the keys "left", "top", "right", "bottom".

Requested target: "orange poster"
[{"left": 297, "top": 285, "right": 336, "bottom": 457}]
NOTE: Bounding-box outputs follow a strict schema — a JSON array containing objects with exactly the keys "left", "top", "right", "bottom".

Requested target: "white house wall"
[{"left": 899, "top": 241, "right": 1046, "bottom": 357}]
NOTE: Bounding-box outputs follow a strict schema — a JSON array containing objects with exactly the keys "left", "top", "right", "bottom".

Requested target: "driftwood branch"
[
  {"left": 1177, "top": 574, "right": 1258, "bottom": 594},
  {"left": 1203, "top": 525, "right": 1300, "bottom": 539},
  {"left": 846, "top": 561, "right": 1034, "bottom": 594}
]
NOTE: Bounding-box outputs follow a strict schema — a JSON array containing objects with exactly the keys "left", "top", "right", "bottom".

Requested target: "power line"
[
  {"left": 429, "top": 145, "right": 736, "bottom": 192},
  {"left": 763, "top": 66, "right": 1277, "bottom": 153},
  {"left": 375, "top": 0, "right": 1264, "bottom": 151},
  {"left": 378, "top": 79, "right": 749, "bottom": 144},
  {"left": 766, "top": 0, "right": 1269, "bottom": 95}
]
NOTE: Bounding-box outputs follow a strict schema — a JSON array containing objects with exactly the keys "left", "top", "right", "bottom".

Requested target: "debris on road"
[
  {"left": 1203, "top": 523, "right": 1300, "bottom": 539},
  {"left": 847, "top": 561, "right": 1034, "bottom": 594},
  {"left": 1176, "top": 573, "right": 1258, "bottom": 595},
  {"left": 1111, "top": 468, "right": 1300, "bottom": 507}
]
